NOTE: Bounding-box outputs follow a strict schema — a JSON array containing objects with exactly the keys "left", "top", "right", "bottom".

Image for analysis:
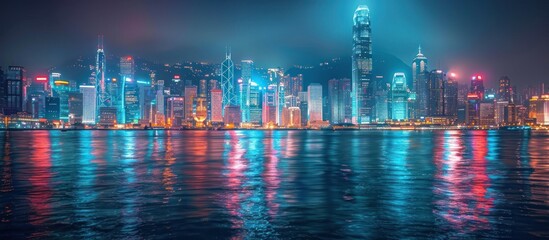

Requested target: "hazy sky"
[{"left": 2, "top": 0, "right": 549, "bottom": 87}]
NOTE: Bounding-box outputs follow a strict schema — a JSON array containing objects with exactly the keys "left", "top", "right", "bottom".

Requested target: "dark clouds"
[{"left": 1, "top": 0, "right": 549, "bottom": 87}]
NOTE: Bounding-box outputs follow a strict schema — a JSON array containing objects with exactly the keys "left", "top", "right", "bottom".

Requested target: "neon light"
[
  {"left": 36, "top": 77, "right": 48, "bottom": 81},
  {"left": 137, "top": 80, "right": 150, "bottom": 84},
  {"left": 174, "top": 75, "right": 180, "bottom": 79},
  {"left": 54, "top": 80, "right": 69, "bottom": 85},
  {"left": 125, "top": 77, "right": 132, "bottom": 82}
]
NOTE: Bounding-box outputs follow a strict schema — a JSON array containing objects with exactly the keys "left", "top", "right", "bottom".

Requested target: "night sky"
[{"left": 1, "top": 0, "right": 549, "bottom": 88}]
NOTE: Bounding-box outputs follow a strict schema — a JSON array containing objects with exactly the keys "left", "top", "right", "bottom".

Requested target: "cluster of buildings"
[{"left": 1, "top": 5, "right": 548, "bottom": 129}]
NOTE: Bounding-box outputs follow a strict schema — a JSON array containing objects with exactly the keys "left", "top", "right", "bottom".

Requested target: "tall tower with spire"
[
  {"left": 412, "top": 45, "right": 429, "bottom": 118},
  {"left": 352, "top": 5, "right": 373, "bottom": 124},
  {"left": 221, "top": 47, "right": 236, "bottom": 114},
  {"left": 95, "top": 35, "right": 112, "bottom": 121}
]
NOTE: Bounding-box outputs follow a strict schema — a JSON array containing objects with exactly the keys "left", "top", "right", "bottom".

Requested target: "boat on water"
[{"left": 499, "top": 125, "right": 532, "bottom": 131}]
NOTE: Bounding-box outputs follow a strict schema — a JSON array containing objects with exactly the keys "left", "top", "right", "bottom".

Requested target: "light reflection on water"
[{"left": 0, "top": 130, "right": 549, "bottom": 239}]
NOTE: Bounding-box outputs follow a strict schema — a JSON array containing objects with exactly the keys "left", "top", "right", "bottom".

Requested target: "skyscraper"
[
  {"left": 210, "top": 89, "right": 223, "bottom": 123},
  {"left": 352, "top": 5, "right": 373, "bottom": 124},
  {"left": 263, "top": 84, "right": 277, "bottom": 126},
  {"left": 308, "top": 83, "right": 323, "bottom": 123},
  {"left": 329, "top": 78, "right": 352, "bottom": 124},
  {"left": 412, "top": 46, "right": 429, "bottom": 118},
  {"left": 121, "top": 56, "right": 139, "bottom": 124},
  {"left": 470, "top": 75, "right": 485, "bottom": 100},
  {"left": 498, "top": 76, "right": 512, "bottom": 101},
  {"left": 390, "top": 73, "right": 408, "bottom": 121},
  {"left": 95, "top": 35, "right": 111, "bottom": 122},
  {"left": 221, "top": 48, "right": 236, "bottom": 113},
  {"left": 249, "top": 81, "right": 262, "bottom": 125},
  {"left": 184, "top": 85, "right": 197, "bottom": 121},
  {"left": 68, "top": 92, "right": 83, "bottom": 124},
  {"left": 445, "top": 73, "right": 459, "bottom": 117},
  {"left": 3, "top": 66, "right": 25, "bottom": 115},
  {"left": 428, "top": 70, "right": 446, "bottom": 116},
  {"left": 166, "top": 97, "right": 184, "bottom": 127},
  {"left": 80, "top": 85, "right": 96, "bottom": 124}
]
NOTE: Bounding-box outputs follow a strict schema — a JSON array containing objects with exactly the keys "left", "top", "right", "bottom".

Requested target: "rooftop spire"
[
  {"left": 98, "top": 35, "right": 104, "bottom": 50},
  {"left": 225, "top": 46, "right": 231, "bottom": 60},
  {"left": 418, "top": 45, "right": 422, "bottom": 55}
]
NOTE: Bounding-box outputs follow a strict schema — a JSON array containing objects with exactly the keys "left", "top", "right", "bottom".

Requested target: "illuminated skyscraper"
[
  {"left": 412, "top": 46, "right": 429, "bottom": 118},
  {"left": 80, "top": 85, "right": 96, "bottom": 124},
  {"left": 184, "top": 85, "right": 197, "bottom": 121},
  {"left": 263, "top": 84, "right": 277, "bottom": 126},
  {"left": 221, "top": 48, "right": 236, "bottom": 113},
  {"left": 428, "top": 70, "right": 446, "bottom": 116},
  {"left": 121, "top": 56, "right": 139, "bottom": 124},
  {"left": 166, "top": 97, "right": 184, "bottom": 127},
  {"left": 390, "top": 73, "right": 408, "bottom": 120},
  {"left": 445, "top": 74, "right": 459, "bottom": 117},
  {"left": 95, "top": 35, "right": 111, "bottom": 121},
  {"left": 239, "top": 60, "right": 253, "bottom": 123},
  {"left": 470, "top": 75, "right": 485, "bottom": 100},
  {"left": 308, "top": 83, "right": 323, "bottom": 123},
  {"left": 498, "top": 76, "right": 511, "bottom": 101},
  {"left": 352, "top": 5, "right": 374, "bottom": 124},
  {"left": 68, "top": 92, "right": 83, "bottom": 124},
  {"left": 329, "top": 78, "right": 352, "bottom": 124},
  {"left": 249, "top": 81, "right": 262, "bottom": 125},
  {"left": 210, "top": 89, "right": 223, "bottom": 123}
]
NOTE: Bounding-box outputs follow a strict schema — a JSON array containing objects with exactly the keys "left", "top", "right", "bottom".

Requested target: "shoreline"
[{"left": 0, "top": 127, "right": 542, "bottom": 131}]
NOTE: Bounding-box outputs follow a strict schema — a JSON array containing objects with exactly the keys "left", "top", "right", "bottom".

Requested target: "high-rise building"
[
  {"left": 121, "top": 56, "right": 139, "bottom": 124},
  {"left": 80, "top": 85, "right": 96, "bottom": 124},
  {"left": 224, "top": 105, "right": 241, "bottom": 126},
  {"left": 328, "top": 78, "right": 352, "bottom": 124},
  {"left": 184, "top": 85, "right": 197, "bottom": 121},
  {"left": 198, "top": 79, "right": 208, "bottom": 98},
  {"left": 376, "top": 82, "right": 390, "bottom": 122},
  {"left": 68, "top": 92, "right": 83, "bottom": 124},
  {"left": 390, "top": 73, "right": 408, "bottom": 121},
  {"left": 45, "top": 97, "right": 60, "bottom": 121},
  {"left": 352, "top": 5, "right": 374, "bottom": 124},
  {"left": 470, "top": 75, "right": 485, "bottom": 100},
  {"left": 283, "top": 74, "right": 303, "bottom": 98},
  {"left": 166, "top": 97, "right": 184, "bottom": 127},
  {"left": 95, "top": 35, "right": 111, "bottom": 122},
  {"left": 495, "top": 100, "right": 509, "bottom": 125},
  {"left": 308, "top": 83, "right": 323, "bottom": 123},
  {"left": 241, "top": 60, "right": 253, "bottom": 82},
  {"left": 465, "top": 93, "right": 481, "bottom": 125},
  {"left": 263, "top": 84, "right": 278, "bottom": 126},
  {"left": 428, "top": 70, "right": 446, "bottom": 116},
  {"left": 98, "top": 107, "right": 117, "bottom": 126},
  {"left": 445, "top": 73, "right": 459, "bottom": 117},
  {"left": 479, "top": 94, "right": 496, "bottom": 126},
  {"left": 3, "top": 66, "right": 25, "bottom": 115},
  {"left": 298, "top": 91, "right": 308, "bottom": 126},
  {"left": 238, "top": 78, "right": 250, "bottom": 123},
  {"left": 26, "top": 78, "right": 47, "bottom": 119},
  {"left": 533, "top": 95, "right": 549, "bottom": 125},
  {"left": 412, "top": 46, "right": 428, "bottom": 91},
  {"left": 498, "top": 76, "right": 512, "bottom": 101},
  {"left": 221, "top": 48, "right": 236, "bottom": 112},
  {"left": 54, "top": 80, "right": 70, "bottom": 122},
  {"left": 281, "top": 107, "right": 301, "bottom": 128},
  {"left": 210, "top": 89, "right": 223, "bottom": 123},
  {"left": 249, "top": 82, "right": 262, "bottom": 125}
]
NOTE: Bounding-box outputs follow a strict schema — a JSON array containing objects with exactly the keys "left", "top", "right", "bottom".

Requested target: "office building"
[
  {"left": 80, "top": 85, "right": 96, "bottom": 124},
  {"left": 328, "top": 78, "right": 352, "bottom": 124},
  {"left": 308, "top": 83, "right": 323, "bottom": 123},
  {"left": 390, "top": 73, "right": 408, "bottom": 121},
  {"left": 3, "top": 66, "right": 25, "bottom": 115},
  {"left": 68, "top": 92, "right": 83, "bottom": 124},
  {"left": 352, "top": 5, "right": 374, "bottom": 124},
  {"left": 210, "top": 89, "right": 223, "bottom": 123}
]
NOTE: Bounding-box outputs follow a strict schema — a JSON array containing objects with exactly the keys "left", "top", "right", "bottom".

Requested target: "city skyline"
[{"left": 2, "top": 0, "right": 549, "bottom": 88}]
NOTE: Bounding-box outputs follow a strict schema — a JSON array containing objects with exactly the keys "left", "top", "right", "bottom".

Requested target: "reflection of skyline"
[
  {"left": 1, "top": 130, "right": 549, "bottom": 238},
  {"left": 433, "top": 131, "right": 496, "bottom": 237}
]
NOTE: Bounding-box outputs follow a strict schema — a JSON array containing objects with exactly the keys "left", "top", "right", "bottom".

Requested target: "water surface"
[{"left": 1, "top": 130, "right": 548, "bottom": 239}]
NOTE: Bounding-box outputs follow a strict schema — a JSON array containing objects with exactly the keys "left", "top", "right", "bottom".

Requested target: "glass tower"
[{"left": 352, "top": 5, "right": 373, "bottom": 124}]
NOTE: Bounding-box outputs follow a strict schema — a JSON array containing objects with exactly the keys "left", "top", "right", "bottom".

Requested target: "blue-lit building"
[
  {"left": 390, "top": 73, "right": 408, "bottom": 121},
  {"left": 352, "top": 5, "right": 374, "bottom": 124},
  {"left": 221, "top": 48, "right": 236, "bottom": 114},
  {"left": 412, "top": 46, "right": 428, "bottom": 118}
]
